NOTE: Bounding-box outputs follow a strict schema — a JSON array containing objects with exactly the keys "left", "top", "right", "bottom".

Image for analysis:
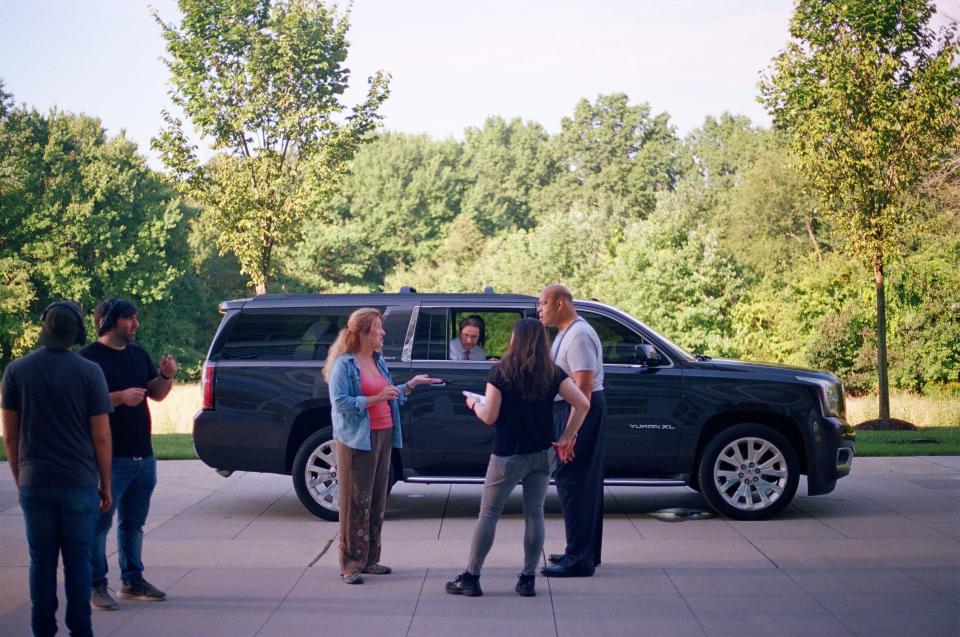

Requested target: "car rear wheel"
[
  {"left": 293, "top": 430, "right": 340, "bottom": 520},
  {"left": 698, "top": 423, "right": 799, "bottom": 521},
  {"left": 292, "top": 430, "right": 399, "bottom": 521}
]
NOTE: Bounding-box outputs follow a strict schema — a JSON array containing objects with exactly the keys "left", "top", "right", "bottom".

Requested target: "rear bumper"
[
  {"left": 193, "top": 409, "right": 287, "bottom": 473},
  {"left": 807, "top": 415, "right": 855, "bottom": 496}
]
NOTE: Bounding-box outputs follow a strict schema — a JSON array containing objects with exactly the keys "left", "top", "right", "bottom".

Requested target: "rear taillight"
[{"left": 202, "top": 363, "right": 215, "bottom": 410}]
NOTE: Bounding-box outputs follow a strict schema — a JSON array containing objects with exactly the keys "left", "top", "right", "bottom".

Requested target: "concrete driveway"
[{"left": 0, "top": 456, "right": 958, "bottom": 636}]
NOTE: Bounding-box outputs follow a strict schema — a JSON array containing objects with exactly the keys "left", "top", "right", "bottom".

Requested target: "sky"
[{"left": 1, "top": 0, "right": 957, "bottom": 170}]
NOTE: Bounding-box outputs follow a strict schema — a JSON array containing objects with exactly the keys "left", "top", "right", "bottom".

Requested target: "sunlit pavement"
[{"left": 1, "top": 457, "right": 958, "bottom": 636}]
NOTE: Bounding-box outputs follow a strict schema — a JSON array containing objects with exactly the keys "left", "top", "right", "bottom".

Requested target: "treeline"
[{"left": 1, "top": 86, "right": 957, "bottom": 393}]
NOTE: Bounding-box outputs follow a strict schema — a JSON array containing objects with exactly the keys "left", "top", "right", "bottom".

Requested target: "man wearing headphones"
[
  {"left": 449, "top": 315, "right": 487, "bottom": 361},
  {"left": 80, "top": 298, "right": 177, "bottom": 610},
  {"left": 2, "top": 302, "right": 113, "bottom": 637}
]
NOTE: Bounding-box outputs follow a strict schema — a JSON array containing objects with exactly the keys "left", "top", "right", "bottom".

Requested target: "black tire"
[
  {"left": 698, "top": 423, "right": 799, "bottom": 521},
  {"left": 291, "top": 430, "right": 398, "bottom": 521},
  {"left": 292, "top": 430, "right": 340, "bottom": 521}
]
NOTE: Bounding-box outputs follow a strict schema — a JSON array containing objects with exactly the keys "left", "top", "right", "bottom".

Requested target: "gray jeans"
[{"left": 466, "top": 449, "right": 552, "bottom": 577}]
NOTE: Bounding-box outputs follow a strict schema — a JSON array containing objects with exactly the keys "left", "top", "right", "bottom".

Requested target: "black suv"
[{"left": 193, "top": 289, "right": 855, "bottom": 521}]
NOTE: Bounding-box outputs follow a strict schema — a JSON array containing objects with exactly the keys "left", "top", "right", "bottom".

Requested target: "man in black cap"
[
  {"left": 81, "top": 297, "right": 177, "bottom": 610},
  {"left": 2, "top": 302, "right": 113, "bottom": 637}
]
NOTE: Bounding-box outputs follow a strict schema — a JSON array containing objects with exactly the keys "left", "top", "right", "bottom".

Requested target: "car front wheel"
[{"left": 698, "top": 423, "right": 800, "bottom": 521}]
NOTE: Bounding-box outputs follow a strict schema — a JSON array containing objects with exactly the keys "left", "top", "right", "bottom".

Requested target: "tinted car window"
[
  {"left": 220, "top": 308, "right": 357, "bottom": 361},
  {"left": 580, "top": 311, "right": 655, "bottom": 364},
  {"left": 412, "top": 308, "right": 448, "bottom": 360}
]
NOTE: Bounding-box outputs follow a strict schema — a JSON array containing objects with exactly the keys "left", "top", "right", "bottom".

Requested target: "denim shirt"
[{"left": 328, "top": 352, "right": 405, "bottom": 451}]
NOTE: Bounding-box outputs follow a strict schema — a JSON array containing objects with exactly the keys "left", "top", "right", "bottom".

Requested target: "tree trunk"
[
  {"left": 805, "top": 215, "right": 822, "bottom": 261},
  {"left": 874, "top": 260, "right": 890, "bottom": 421}
]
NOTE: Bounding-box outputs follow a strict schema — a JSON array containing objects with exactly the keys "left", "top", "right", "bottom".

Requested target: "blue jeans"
[
  {"left": 92, "top": 456, "right": 157, "bottom": 587},
  {"left": 20, "top": 485, "right": 100, "bottom": 637}
]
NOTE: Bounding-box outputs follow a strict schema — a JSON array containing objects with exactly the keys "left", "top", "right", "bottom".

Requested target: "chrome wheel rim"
[
  {"left": 713, "top": 436, "right": 788, "bottom": 511},
  {"left": 304, "top": 438, "right": 339, "bottom": 513}
]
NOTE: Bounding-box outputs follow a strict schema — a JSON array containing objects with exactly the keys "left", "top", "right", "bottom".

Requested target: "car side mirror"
[{"left": 633, "top": 344, "right": 663, "bottom": 366}]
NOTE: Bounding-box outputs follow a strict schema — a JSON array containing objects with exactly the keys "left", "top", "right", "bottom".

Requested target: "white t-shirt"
[{"left": 551, "top": 318, "right": 604, "bottom": 393}]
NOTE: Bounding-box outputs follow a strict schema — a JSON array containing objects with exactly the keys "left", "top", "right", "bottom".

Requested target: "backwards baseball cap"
[
  {"left": 39, "top": 301, "right": 86, "bottom": 349},
  {"left": 96, "top": 297, "right": 138, "bottom": 336}
]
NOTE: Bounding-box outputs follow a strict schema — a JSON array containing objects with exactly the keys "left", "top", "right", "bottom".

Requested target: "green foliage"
[
  {"left": 285, "top": 133, "right": 464, "bottom": 292},
  {"left": 684, "top": 113, "right": 774, "bottom": 192},
  {"left": 599, "top": 185, "right": 747, "bottom": 356},
  {"left": 760, "top": 0, "right": 960, "bottom": 414},
  {"left": 550, "top": 93, "right": 683, "bottom": 218},
  {"left": 152, "top": 0, "right": 389, "bottom": 293},
  {"left": 0, "top": 101, "right": 190, "bottom": 368},
  {"left": 760, "top": 0, "right": 960, "bottom": 263},
  {"left": 460, "top": 116, "right": 559, "bottom": 233}
]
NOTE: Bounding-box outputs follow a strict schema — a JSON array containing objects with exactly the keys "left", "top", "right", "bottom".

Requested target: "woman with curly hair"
[{"left": 324, "top": 308, "right": 439, "bottom": 585}]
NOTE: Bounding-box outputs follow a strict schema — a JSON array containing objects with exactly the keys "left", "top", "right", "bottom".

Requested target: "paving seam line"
[
  {"left": 252, "top": 566, "right": 309, "bottom": 637},
  {"left": 404, "top": 567, "right": 430, "bottom": 637},
  {"left": 663, "top": 567, "right": 709, "bottom": 636},
  {"left": 782, "top": 568, "right": 857, "bottom": 635}
]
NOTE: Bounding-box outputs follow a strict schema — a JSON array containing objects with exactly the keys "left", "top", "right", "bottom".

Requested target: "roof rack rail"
[{"left": 399, "top": 286, "right": 417, "bottom": 294}]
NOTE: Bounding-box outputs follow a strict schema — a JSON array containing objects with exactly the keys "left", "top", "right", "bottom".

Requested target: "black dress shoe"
[
  {"left": 547, "top": 553, "right": 568, "bottom": 565},
  {"left": 541, "top": 560, "right": 595, "bottom": 578}
]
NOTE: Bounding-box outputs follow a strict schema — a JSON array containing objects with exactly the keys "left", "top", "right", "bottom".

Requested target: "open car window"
[{"left": 411, "top": 307, "right": 527, "bottom": 360}]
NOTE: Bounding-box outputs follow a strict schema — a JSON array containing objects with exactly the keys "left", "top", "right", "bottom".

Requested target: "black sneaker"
[
  {"left": 118, "top": 578, "right": 166, "bottom": 601},
  {"left": 91, "top": 584, "right": 118, "bottom": 610},
  {"left": 515, "top": 574, "right": 536, "bottom": 597},
  {"left": 445, "top": 571, "right": 482, "bottom": 597}
]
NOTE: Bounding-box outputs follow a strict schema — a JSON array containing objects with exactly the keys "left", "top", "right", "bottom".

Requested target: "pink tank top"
[{"left": 360, "top": 369, "right": 394, "bottom": 430}]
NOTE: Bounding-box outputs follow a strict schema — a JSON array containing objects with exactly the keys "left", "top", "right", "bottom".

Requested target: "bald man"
[{"left": 538, "top": 284, "right": 606, "bottom": 577}]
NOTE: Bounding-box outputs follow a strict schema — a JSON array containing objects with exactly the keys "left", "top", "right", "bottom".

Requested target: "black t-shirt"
[
  {"left": 80, "top": 341, "right": 157, "bottom": 458},
  {"left": 487, "top": 365, "right": 568, "bottom": 456},
  {"left": 1, "top": 347, "right": 112, "bottom": 488}
]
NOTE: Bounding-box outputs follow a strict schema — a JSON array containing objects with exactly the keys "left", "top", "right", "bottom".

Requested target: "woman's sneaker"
[
  {"left": 515, "top": 574, "right": 536, "bottom": 597},
  {"left": 91, "top": 584, "right": 118, "bottom": 610},
  {"left": 118, "top": 579, "right": 166, "bottom": 601},
  {"left": 342, "top": 571, "right": 364, "bottom": 585},
  {"left": 445, "top": 571, "right": 482, "bottom": 597}
]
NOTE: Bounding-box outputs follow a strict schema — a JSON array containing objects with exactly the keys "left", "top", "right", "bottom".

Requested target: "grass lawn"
[
  {"left": 853, "top": 427, "right": 960, "bottom": 456},
  {"left": 2, "top": 429, "right": 958, "bottom": 461},
  {"left": 0, "top": 434, "right": 197, "bottom": 461},
  {"left": 1, "top": 386, "right": 957, "bottom": 462}
]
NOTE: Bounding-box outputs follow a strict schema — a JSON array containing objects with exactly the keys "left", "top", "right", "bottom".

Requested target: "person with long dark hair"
[
  {"left": 446, "top": 318, "right": 589, "bottom": 597},
  {"left": 323, "top": 308, "right": 439, "bottom": 585}
]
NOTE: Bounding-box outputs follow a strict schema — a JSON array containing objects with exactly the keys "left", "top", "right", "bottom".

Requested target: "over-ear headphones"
[
  {"left": 40, "top": 301, "right": 87, "bottom": 346},
  {"left": 98, "top": 297, "right": 121, "bottom": 335}
]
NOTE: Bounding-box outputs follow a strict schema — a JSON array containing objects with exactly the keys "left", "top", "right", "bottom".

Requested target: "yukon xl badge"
[{"left": 628, "top": 424, "right": 676, "bottom": 430}]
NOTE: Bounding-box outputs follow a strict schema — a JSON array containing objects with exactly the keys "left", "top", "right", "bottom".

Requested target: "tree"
[
  {"left": 684, "top": 113, "right": 773, "bottom": 192},
  {"left": 152, "top": 0, "right": 389, "bottom": 294},
  {"left": 0, "top": 101, "right": 189, "bottom": 368},
  {"left": 549, "top": 93, "right": 683, "bottom": 218},
  {"left": 760, "top": 0, "right": 960, "bottom": 419},
  {"left": 284, "top": 133, "right": 464, "bottom": 292},
  {"left": 460, "top": 116, "right": 559, "bottom": 233}
]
